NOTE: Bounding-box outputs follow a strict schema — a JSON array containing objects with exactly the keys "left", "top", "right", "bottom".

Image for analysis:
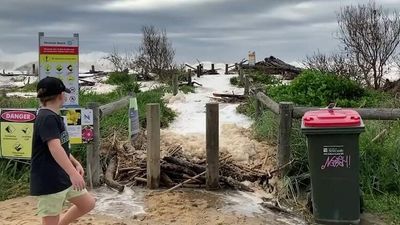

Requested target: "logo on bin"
[
  {"left": 321, "top": 145, "right": 350, "bottom": 170},
  {"left": 321, "top": 155, "right": 351, "bottom": 170}
]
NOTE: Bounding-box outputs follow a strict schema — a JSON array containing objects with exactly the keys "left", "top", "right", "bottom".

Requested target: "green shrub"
[
  {"left": 158, "top": 68, "right": 186, "bottom": 83},
  {"left": 230, "top": 76, "right": 239, "bottom": 86},
  {"left": 20, "top": 81, "right": 38, "bottom": 92},
  {"left": 268, "top": 70, "right": 369, "bottom": 107},
  {"left": 106, "top": 72, "right": 136, "bottom": 85},
  {"left": 246, "top": 69, "right": 279, "bottom": 86},
  {"left": 120, "top": 82, "right": 141, "bottom": 94}
]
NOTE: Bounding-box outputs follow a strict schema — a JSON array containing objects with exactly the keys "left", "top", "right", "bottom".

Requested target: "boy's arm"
[
  {"left": 48, "top": 139, "right": 86, "bottom": 190},
  {"left": 70, "top": 154, "right": 85, "bottom": 176},
  {"left": 69, "top": 154, "right": 80, "bottom": 166}
]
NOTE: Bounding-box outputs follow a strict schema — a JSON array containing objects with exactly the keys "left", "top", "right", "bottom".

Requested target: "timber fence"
[{"left": 234, "top": 65, "right": 400, "bottom": 175}]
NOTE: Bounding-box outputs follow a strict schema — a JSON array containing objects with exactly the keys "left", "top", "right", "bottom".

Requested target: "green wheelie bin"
[{"left": 301, "top": 108, "right": 365, "bottom": 225}]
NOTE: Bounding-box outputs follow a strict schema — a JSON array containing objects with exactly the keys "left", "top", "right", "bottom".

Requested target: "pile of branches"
[
  {"left": 252, "top": 56, "right": 302, "bottom": 80},
  {"left": 101, "top": 131, "right": 278, "bottom": 193}
]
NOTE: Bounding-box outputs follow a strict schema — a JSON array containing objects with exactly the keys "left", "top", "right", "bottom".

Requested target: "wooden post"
[
  {"left": 238, "top": 65, "right": 244, "bottom": 85},
  {"left": 225, "top": 64, "right": 229, "bottom": 75},
  {"left": 211, "top": 64, "right": 215, "bottom": 72},
  {"left": 278, "top": 102, "right": 293, "bottom": 176},
  {"left": 86, "top": 102, "right": 101, "bottom": 187},
  {"left": 172, "top": 73, "right": 178, "bottom": 96},
  {"left": 255, "top": 98, "right": 261, "bottom": 119},
  {"left": 197, "top": 66, "right": 201, "bottom": 78},
  {"left": 206, "top": 103, "right": 219, "bottom": 190},
  {"left": 244, "top": 76, "right": 250, "bottom": 95},
  {"left": 146, "top": 103, "right": 161, "bottom": 189},
  {"left": 32, "top": 64, "right": 36, "bottom": 75},
  {"left": 187, "top": 69, "right": 192, "bottom": 85}
]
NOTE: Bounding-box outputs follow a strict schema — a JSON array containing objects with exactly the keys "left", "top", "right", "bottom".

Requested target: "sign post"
[
  {"left": 129, "top": 96, "right": 140, "bottom": 142},
  {"left": 0, "top": 109, "right": 36, "bottom": 159},
  {"left": 39, "top": 32, "right": 79, "bottom": 106},
  {"left": 248, "top": 51, "right": 256, "bottom": 67}
]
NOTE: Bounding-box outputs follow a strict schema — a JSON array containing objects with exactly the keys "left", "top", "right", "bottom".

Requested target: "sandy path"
[{"left": 0, "top": 191, "right": 298, "bottom": 225}]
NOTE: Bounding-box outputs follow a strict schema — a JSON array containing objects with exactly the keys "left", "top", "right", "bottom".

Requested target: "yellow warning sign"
[
  {"left": 0, "top": 109, "right": 36, "bottom": 159},
  {"left": 39, "top": 54, "right": 78, "bottom": 63}
]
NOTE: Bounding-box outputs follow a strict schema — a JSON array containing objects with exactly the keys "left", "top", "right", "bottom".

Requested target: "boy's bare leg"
[
  {"left": 58, "top": 193, "right": 95, "bottom": 225},
  {"left": 42, "top": 215, "right": 59, "bottom": 225}
]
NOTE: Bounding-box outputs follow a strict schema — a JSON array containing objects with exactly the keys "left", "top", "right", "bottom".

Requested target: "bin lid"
[{"left": 302, "top": 109, "right": 362, "bottom": 128}]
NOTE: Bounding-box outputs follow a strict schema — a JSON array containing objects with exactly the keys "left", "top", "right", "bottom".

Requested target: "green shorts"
[{"left": 37, "top": 186, "right": 87, "bottom": 217}]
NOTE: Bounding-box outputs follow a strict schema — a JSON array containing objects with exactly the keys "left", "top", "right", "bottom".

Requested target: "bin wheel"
[{"left": 306, "top": 192, "right": 313, "bottom": 213}]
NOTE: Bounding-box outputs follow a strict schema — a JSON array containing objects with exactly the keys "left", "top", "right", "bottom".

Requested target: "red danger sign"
[
  {"left": 1, "top": 111, "right": 36, "bottom": 122},
  {"left": 39, "top": 46, "right": 79, "bottom": 54}
]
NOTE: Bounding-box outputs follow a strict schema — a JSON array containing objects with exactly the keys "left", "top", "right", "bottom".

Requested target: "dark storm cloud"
[{"left": 1, "top": 0, "right": 400, "bottom": 64}]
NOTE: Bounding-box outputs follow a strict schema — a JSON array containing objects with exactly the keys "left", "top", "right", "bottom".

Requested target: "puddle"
[{"left": 91, "top": 186, "right": 145, "bottom": 218}]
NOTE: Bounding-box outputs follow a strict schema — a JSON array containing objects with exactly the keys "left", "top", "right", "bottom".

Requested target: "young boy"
[{"left": 31, "top": 77, "right": 95, "bottom": 225}]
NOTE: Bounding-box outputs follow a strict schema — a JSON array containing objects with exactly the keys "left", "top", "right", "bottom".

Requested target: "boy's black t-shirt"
[{"left": 30, "top": 109, "right": 72, "bottom": 196}]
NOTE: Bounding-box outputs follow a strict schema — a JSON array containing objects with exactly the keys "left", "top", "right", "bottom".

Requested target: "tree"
[
  {"left": 134, "top": 25, "right": 175, "bottom": 77},
  {"left": 103, "top": 47, "right": 124, "bottom": 72},
  {"left": 103, "top": 47, "right": 134, "bottom": 72},
  {"left": 337, "top": 1, "right": 400, "bottom": 89},
  {"left": 304, "top": 51, "right": 363, "bottom": 83}
]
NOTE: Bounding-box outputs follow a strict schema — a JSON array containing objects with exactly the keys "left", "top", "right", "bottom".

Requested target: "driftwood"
[
  {"left": 79, "top": 78, "right": 96, "bottom": 86},
  {"left": 179, "top": 81, "right": 203, "bottom": 87},
  {"left": 253, "top": 56, "right": 302, "bottom": 80},
  {"left": 220, "top": 176, "right": 253, "bottom": 192},
  {"left": 213, "top": 93, "right": 246, "bottom": 100},
  {"left": 260, "top": 201, "right": 292, "bottom": 214},
  {"left": 185, "top": 64, "right": 197, "bottom": 70},
  {"left": 105, "top": 157, "right": 125, "bottom": 192},
  {"left": 102, "top": 136, "right": 279, "bottom": 193},
  {"left": 164, "top": 156, "right": 206, "bottom": 173},
  {"left": 372, "top": 129, "right": 388, "bottom": 143},
  {"left": 160, "top": 172, "right": 175, "bottom": 187},
  {"left": 163, "top": 171, "right": 207, "bottom": 193}
]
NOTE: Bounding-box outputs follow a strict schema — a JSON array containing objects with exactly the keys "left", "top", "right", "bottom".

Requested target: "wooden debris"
[
  {"left": 260, "top": 201, "right": 292, "bottom": 214},
  {"left": 105, "top": 156, "right": 125, "bottom": 192},
  {"left": 212, "top": 93, "right": 246, "bottom": 100},
  {"left": 163, "top": 171, "right": 207, "bottom": 193},
  {"left": 372, "top": 129, "right": 388, "bottom": 143},
  {"left": 220, "top": 176, "right": 254, "bottom": 192},
  {"left": 101, "top": 136, "right": 280, "bottom": 193}
]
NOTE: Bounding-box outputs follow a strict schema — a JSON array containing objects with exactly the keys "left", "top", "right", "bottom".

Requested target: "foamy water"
[
  {"left": 91, "top": 186, "right": 145, "bottom": 218},
  {"left": 164, "top": 72, "right": 251, "bottom": 134}
]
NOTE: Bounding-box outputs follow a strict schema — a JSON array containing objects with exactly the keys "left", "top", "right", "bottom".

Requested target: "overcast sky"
[{"left": 1, "top": 0, "right": 400, "bottom": 70}]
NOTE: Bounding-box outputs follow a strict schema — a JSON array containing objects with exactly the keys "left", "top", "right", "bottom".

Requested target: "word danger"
[
  {"left": 321, "top": 155, "right": 351, "bottom": 170},
  {"left": 1, "top": 111, "right": 36, "bottom": 122}
]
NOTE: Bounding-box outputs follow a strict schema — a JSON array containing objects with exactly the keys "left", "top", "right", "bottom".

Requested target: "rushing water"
[
  {"left": 91, "top": 186, "right": 305, "bottom": 225},
  {"left": 92, "top": 186, "right": 145, "bottom": 218}
]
